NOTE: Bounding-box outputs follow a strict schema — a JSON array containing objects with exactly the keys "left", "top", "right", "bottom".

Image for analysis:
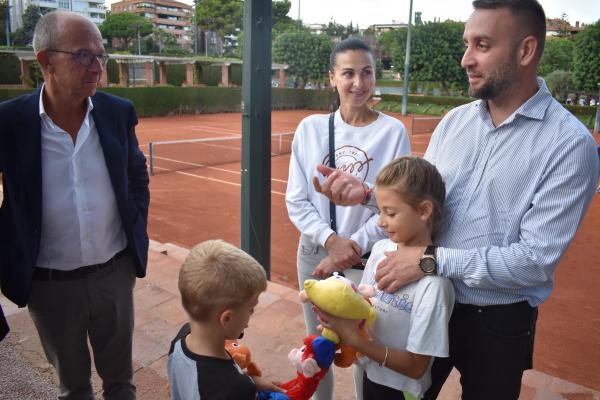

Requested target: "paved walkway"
[{"left": 1, "top": 241, "right": 599, "bottom": 399}]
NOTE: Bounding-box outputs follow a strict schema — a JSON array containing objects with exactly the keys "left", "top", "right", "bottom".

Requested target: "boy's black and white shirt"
[{"left": 167, "top": 324, "right": 257, "bottom": 400}]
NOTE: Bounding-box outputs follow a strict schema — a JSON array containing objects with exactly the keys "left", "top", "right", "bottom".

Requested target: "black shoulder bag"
[{"left": 328, "top": 112, "right": 369, "bottom": 270}]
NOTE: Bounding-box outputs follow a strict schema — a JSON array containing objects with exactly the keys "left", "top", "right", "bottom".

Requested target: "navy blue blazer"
[{"left": 0, "top": 89, "right": 150, "bottom": 307}]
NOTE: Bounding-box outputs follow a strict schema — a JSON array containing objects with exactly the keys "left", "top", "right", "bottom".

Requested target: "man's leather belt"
[{"left": 33, "top": 249, "right": 129, "bottom": 281}]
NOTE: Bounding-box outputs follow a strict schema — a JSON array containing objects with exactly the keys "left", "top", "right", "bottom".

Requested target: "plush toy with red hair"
[{"left": 259, "top": 335, "right": 336, "bottom": 400}]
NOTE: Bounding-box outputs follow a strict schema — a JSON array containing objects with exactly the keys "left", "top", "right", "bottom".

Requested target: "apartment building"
[
  {"left": 9, "top": 0, "right": 106, "bottom": 31},
  {"left": 111, "top": 0, "right": 193, "bottom": 48}
]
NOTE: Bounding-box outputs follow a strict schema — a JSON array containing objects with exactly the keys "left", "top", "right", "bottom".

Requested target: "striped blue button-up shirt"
[{"left": 425, "top": 78, "right": 599, "bottom": 307}]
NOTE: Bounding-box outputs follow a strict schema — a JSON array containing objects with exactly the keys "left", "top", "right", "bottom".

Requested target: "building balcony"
[{"left": 154, "top": 17, "right": 190, "bottom": 27}]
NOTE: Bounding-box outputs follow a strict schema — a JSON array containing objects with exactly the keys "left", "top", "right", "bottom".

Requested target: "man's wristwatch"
[{"left": 419, "top": 245, "right": 437, "bottom": 275}]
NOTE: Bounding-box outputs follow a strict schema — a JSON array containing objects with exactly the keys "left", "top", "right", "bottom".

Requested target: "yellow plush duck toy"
[{"left": 299, "top": 273, "right": 377, "bottom": 367}]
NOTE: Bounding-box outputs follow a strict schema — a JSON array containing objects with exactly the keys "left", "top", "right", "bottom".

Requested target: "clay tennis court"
[{"left": 136, "top": 110, "right": 600, "bottom": 392}]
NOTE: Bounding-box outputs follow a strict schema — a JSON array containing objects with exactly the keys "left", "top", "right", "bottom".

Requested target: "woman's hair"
[
  {"left": 328, "top": 37, "right": 374, "bottom": 111},
  {"left": 178, "top": 240, "right": 267, "bottom": 322},
  {"left": 375, "top": 156, "right": 446, "bottom": 235}
]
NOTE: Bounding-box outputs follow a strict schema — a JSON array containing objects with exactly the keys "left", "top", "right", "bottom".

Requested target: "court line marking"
[
  {"left": 147, "top": 154, "right": 289, "bottom": 184},
  {"left": 153, "top": 166, "right": 286, "bottom": 197}
]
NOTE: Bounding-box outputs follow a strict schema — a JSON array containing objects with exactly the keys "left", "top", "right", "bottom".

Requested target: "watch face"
[{"left": 420, "top": 257, "right": 436, "bottom": 274}]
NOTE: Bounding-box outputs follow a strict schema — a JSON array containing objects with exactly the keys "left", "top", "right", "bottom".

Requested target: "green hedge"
[
  {"left": 0, "top": 87, "right": 332, "bottom": 116},
  {"left": 272, "top": 88, "right": 332, "bottom": 110},
  {"left": 0, "top": 88, "right": 33, "bottom": 102},
  {"left": 377, "top": 79, "right": 404, "bottom": 87},
  {"left": 377, "top": 96, "right": 597, "bottom": 128},
  {"left": 381, "top": 93, "right": 472, "bottom": 107}
]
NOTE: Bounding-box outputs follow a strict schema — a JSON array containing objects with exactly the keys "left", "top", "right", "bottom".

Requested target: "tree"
[
  {"left": 538, "top": 37, "right": 574, "bottom": 77},
  {"left": 100, "top": 12, "right": 152, "bottom": 51},
  {"left": 545, "top": 70, "right": 573, "bottom": 101},
  {"left": 273, "top": 31, "right": 332, "bottom": 85},
  {"left": 324, "top": 20, "right": 347, "bottom": 40},
  {"left": 197, "top": 0, "right": 243, "bottom": 56},
  {"left": 414, "top": 11, "right": 423, "bottom": 26},
  {"left": 12, "top": 5, "right": 44, "bottom": 46},
  {"left": 388, "top": 21, "right": 467, "bottom": 94},
  {"left": 572, "top": 20, "right": 600, "bottom": 92},
  {"left": 272, "top": 0, "right": 295, "bottom": 34},
  {"left": 555, "top": 13, "right": 571, "bottom": 38}
]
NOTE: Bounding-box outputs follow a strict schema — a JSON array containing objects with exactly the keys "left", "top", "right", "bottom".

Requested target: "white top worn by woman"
[
  {"left": 360, "top": 239, "right": 455, "bottom": 399},
  {"left": 286, "top": 109, "right": 411, "bottom": 254}
]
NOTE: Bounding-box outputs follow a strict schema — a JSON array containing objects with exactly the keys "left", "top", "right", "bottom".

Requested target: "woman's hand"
[{"left": 312, "top": 165, "right": 367, "bottom": 206}]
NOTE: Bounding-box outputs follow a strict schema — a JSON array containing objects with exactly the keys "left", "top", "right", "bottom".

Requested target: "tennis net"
[{"left": 148, "top": 132, "right": 294, "bottom": 175}]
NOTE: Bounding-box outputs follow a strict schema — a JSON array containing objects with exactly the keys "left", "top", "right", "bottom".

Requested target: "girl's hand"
[
  {"left": 315, "top": 307, "right": 364, "bottom": 348},
  {"left": 252, "top": 376, "right": 285, "bottom": 393},
  {"left": 312, "top": 255, "right": 339, "bottom": 278}
]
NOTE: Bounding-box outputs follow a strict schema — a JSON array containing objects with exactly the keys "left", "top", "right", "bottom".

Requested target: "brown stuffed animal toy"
[{"left": 225, "top": 340, "right": 263, "bottom": 377}]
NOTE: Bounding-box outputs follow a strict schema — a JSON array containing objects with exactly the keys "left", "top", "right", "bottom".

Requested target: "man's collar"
[
  {"left": 474, "top": 77, "right": 553, "bottom": 124},
  {"left": 38, "top": 83, "right": 94, "bottom": 118}
]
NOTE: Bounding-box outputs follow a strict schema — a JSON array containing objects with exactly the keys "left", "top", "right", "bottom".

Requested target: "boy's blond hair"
[{"left": 179, "top": 240, "right": 267, "bottom": 322}]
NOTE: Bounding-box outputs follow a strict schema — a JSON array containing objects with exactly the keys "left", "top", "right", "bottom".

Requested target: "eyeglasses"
[{"left": 46, "top": 49, "right": 109, "bottom": 67}]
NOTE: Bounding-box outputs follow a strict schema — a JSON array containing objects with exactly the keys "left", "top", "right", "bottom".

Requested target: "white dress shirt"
[
  {"left": 425, "top": 78, "right": 599, "bottom": 307},
  {"left": 36, "top": 85, "right": 127, "bottom": 270}
]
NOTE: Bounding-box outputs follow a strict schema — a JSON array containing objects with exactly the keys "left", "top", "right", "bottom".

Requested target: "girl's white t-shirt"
[{"left": 360, "top": 239, "right": 455, "bottom": 398}]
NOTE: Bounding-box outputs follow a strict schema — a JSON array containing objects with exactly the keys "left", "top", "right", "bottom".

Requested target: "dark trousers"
[
  {"left": 28, "top": 253, "right": 137, "bottom": 400},
  {"left": 363, "top": 373, "right": 406, "bottom": 400},
  {"left": 423, "top": 301, "right": 538, "bottom": 400}
]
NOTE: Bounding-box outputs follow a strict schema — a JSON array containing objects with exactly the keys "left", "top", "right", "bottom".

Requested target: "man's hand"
[
  {"left": 375, "top": 247, "right": 425, "bottom": 293},
  {"left": 313, "top": 235, "right": 361, "bottom": 278},
  {"left": 312, "top": 165, "right": 366, "bottom": 206}
]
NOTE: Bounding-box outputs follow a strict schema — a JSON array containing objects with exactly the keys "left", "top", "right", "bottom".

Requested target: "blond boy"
[{"left": 167, "top": 240, "right": 283, "bottom": 399}]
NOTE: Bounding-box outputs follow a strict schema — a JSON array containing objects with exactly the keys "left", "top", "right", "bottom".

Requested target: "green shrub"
[
  {"left": 0, "top": 53, "right": 21, "bottom": 84},
  {"left": 166, "top": 64, "right": 186, "bottom": 86},
  {"left": 231, "top": 64, "right": 242, "bottom": 86},
  {"left": 199, "top": 64, "right": 222, "bottom": 86},
  {"left": 106, "top": 59, "right": 120, "bottom": 84}
]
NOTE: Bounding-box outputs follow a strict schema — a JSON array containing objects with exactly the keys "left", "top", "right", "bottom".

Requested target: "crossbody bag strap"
[{"left": 328, "top": 112, "right": 337, "bottom": 233}]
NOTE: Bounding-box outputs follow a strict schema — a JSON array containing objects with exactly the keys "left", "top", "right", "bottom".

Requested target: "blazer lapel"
[
  {"left": 91, "top": 96, "right": 127, "bottom": 207},
  {"left": 20, "top": 89, "right": 43, "bottom": 232}
]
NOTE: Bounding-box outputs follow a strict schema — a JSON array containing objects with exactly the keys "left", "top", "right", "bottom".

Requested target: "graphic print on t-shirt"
[{"left": 322, "top": 145, "right": 373, "bottom": 182}]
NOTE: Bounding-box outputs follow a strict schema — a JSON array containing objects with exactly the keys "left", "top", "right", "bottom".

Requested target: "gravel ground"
[{"left": 0, "top": 338, "right": 57, "bottom": 400}]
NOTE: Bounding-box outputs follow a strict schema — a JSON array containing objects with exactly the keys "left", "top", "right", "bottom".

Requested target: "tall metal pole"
[
  {"left": 193, "top": 0, "right": 198, "bottom": 55},
  {"left": 5, "top": 4, "right": 11, "bottom": 47},
  {"left": 137, "top": 26, "right": 141, "bottom": 55},
  {"left": 297, "top": 0, "right": 300, "bottom": 29},
  {"left": 594, "top": 82, "right": 600, "bottom": 134},
  {"left": 241, "top": 0, "right": 272, "bottom": 276},
  {"left": 401, "top": 0, "right": 413, "bottom": 116}
]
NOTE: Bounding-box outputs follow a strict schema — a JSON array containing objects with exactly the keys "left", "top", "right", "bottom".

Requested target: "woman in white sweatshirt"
[{"left": 285, "top": 37, "right": 411, "bottom": 400}]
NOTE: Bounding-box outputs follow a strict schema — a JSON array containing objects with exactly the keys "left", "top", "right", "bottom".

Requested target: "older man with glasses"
[{"left": 0, "top": 10, "right": 149, "bottom": 400}]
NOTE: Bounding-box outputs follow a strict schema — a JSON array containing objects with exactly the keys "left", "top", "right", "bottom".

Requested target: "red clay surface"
[{"left": 136, "top": 110, "right": 600, "bottom": 391}]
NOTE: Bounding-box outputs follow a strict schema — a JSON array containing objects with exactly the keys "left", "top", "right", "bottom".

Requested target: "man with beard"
[{"left": 311, "top": 1, "right": 599, "bottom": 399}]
